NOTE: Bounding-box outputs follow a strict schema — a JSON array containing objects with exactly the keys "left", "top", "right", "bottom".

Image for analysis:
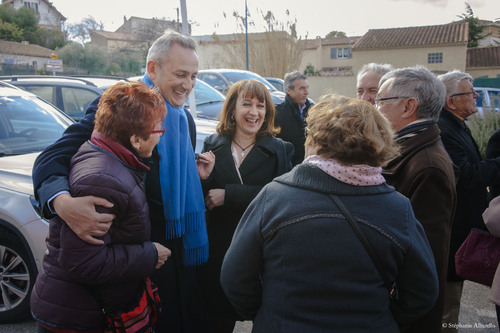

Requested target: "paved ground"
[
  {"left": 1, "top": 281, "right": 497, "bottom": 332},
  {"left": 456, "top": 281, "right": 497, "bottom": 332},
  {"left": 235, "top": 280, "right": 499, "bottom": 333}
]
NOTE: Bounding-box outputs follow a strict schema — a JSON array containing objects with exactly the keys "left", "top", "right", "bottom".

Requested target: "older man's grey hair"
[
  {"left": 146, "top": 30, "right": 197, "bottom": 66},
  {"left": 379, "top": 66, "right": 446, "bottom": 122},
  {"left": 357, "top": 63, "right": 395, "bottom": 82},
  {"left": 438, "top": 70, "right": 473, "bottom": 98},
  {"left": 284, "top": 71, "right": 307, "bottom": 90}
]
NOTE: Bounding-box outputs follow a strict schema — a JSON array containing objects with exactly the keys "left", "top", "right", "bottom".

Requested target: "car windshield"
[
  {"left": 185, "top": 80, "right": 225, "bottom": 108},
  {"left": 0, "top": 95, "right": 72, "bottom": 156},
  {"left": 222, "top": 72, "right": 277, "bottom": 91}
]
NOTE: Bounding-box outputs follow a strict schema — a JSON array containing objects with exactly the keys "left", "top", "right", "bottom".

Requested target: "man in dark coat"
[
  {"left": 438, "top": 70, "right": 500, "bottom": 331},
  {"left": 274, "top": 71, "right": 312, "bottom": 166},
  {"left": 32, "top": 31, "right": 210, "bottom": 333},
  {"left": 377, "top": 66, "right": 456, "bottom": 333}
]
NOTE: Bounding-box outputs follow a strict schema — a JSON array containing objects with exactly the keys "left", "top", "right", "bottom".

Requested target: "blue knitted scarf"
[{"left": 142, "top": 74, "right": 208, "bottom": 266}]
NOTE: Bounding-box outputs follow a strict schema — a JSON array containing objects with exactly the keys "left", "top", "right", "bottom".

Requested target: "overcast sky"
[{"left": 49, "top": 0, "right": 499, "bottom": 38}]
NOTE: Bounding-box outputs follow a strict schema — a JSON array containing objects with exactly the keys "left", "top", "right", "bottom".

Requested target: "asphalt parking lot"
[{"left": 0, "top": 280, "right": 496, "bottom": 332}]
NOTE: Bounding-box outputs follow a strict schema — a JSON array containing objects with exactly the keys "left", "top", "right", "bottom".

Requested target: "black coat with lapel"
[
  {"left": 438, "top": 109, "right": 500, "bottom": 281},
  {"left": 275, "top": 94, "right": 312, "bottom": 166},
  {"left": 197, "top": 133, "right": 293, "bottom": 318}
]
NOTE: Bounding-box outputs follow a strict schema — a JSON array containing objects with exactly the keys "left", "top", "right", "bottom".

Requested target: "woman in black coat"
[{"left": 197, "top": 80, "right": 294, "bottom": 333}]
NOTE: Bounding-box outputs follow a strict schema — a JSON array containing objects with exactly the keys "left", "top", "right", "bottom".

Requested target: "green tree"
[
  {"left": 303, "top": 64, "right": 319, "bottom": 76},
  {"left": 0, "top": 3, "right": 66, "bottom": 49},
  {"left": 38, "top": 28, "right": 66, "bottom": 50},
  {"left": 0, "top": 3, "right": 38, "bottom": 43},
  {"left": 0, "top": 19, "right": 23, "bottom": 41},
  {"left": 458, "top": 2, "right": 487, "bottom": 47},
  {"left": 325, "top": 30, "right": 346, "bottom": 38},
  {"left": 56, "top": 42, "right": 86, "bottom": 69}
]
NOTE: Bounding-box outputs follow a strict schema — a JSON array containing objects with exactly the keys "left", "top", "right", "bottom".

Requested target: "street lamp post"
[
  {"left": 179, "top": 0, "right": 196, "bottom": 117},
  {"left": 245, "top": 0, "right": 249, "bottom": 70}
]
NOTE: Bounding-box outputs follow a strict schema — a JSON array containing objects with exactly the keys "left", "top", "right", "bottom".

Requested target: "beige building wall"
[
  {"left": 467, "top": 68, "right": 500, "bottom": 79},
  {"left": 307, "top": 76, "right": 358, "bottom": 101},
  {"left": 300, "top": 43, "right": 355, "bottom": 72},
  {"left": 300, "top": 48, "right": 320, "bottom": 71},
  {"left": 196, "top": 42, "right": 233, "bottom": 70},
  {"left": 305, "top": 46, "right": 468, "bottom": 100},
  {"left": 352, "top": 46, "right": 467, "bottom": 74}
]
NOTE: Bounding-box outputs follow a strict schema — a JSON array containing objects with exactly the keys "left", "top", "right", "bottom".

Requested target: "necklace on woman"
[{"left": 233, "top": 140, "right": 256, "bottom": 157}]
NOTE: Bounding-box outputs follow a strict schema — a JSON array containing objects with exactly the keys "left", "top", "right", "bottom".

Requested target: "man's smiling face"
[{"left": 150, "top": 42, "right": 199, "bottom": 108}]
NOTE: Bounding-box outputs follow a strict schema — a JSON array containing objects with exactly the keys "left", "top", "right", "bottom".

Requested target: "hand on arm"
[
  {"left": 53, "top": 193, "right": 115, "bottom": 245},
  {"left": 205, "top": 188, "right": 225, "bottom": 210},
  {"left": 153, "top": 242, "right": 172, "bottom": 269},
  {"left": 197, "top": 151, "right": 215, "bottom": 180}
]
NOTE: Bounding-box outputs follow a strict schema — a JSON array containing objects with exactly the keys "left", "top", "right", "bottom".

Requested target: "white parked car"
[
  {"left": 0, "top": 82, "right": 74, "bottom": 322},
  {"left": 475, "top": 87, "right": 500, "bottom": 117}
]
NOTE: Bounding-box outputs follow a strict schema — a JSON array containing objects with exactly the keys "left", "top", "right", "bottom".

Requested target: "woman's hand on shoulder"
[{"left": 197, "top": 151, "right": 216, "bottom": 180}]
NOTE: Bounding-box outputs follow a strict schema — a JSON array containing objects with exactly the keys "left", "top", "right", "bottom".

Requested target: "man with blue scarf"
[{"left": 32, "top": 31, "right": 210, "bottom": 332}]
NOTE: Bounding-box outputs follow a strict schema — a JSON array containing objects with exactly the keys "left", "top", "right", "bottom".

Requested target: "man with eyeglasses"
[
  {"left": 437, "top": 70, "right": 500, "bottom": 332},
  {"left": 377, "top": 66, "right": 457, "bottom": 333}
]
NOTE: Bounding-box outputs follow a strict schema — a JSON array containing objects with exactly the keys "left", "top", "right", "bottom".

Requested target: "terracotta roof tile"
[
  {"left": 0, "top": 40, "right": 53, "bottom": 57},
  {"left": 89, "top": 30, "right": 137, "bottom": 41},
  {"left": 321, "top": 36, "right": 361, "bottom": 46},
  {"left": 302, "top": 37, "right": 360, "bottom": 50},
  {"left": 353, "top": 22, "right": 469, "bottom": 50},
  {"left": 467, "top": 46, "right": 500, "bottom": 68}
]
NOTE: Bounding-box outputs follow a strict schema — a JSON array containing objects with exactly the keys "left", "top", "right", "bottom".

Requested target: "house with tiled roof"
[
  {"left": 0, "top": 39, "right": 54, "bottom": 72},
  {"left": 89, "top": 30, "right": 143, "bottom": 53},
  {"left": 2, "top": 0, "right": 65, "bottom": 31},
  {"left": 301, "top": 21, "right": 500, "bottom": 100},
  {"left": 479, "top": 20, "right": 500, "bottom": 47},
  {"left": 466, "top": 46, "right": 500, "bottom": 83},
  {"left": 300, "top": 36, "right": 360, "bottom": 76},
  {"left": 352, "top": 21, "right": 469, "bottom": 74},
  {"left": 88, "top": 16, "right": 183, "bottom": 55}
]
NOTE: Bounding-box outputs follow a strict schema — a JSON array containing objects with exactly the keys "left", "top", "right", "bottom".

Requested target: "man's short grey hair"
[
  {"left": 438, "top": 70, "right": 473, "bottom": 98},
  {"left": 146, "top": 30, "right": 197, "bottom": 65},
  {"left": 284, "top": 71, "right": 307, "bottom": 90},
  {"left": 357, "top": 63, "right": 395, "bottom": 82},
  {"left": 379, "top": 66, "right": 446, "bottom": 121}
]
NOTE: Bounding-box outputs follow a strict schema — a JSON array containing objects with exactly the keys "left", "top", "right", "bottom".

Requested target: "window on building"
[
  {"left": 331, "top": 47, "right": 352, "bottom": 59},
  {"left": 428, "top": 52, "right": 443, "bottom": 64},
  {"left": 23, "top": 2, "right": 38, "bottom": 11}
]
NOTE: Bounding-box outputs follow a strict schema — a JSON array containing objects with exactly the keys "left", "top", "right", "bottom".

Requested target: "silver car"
[
  {"left": 197, "top": 69, "right": 286, "bottom": 105},
  {"left": 0, "top": 82, "right": 73, "bottom": 322}
]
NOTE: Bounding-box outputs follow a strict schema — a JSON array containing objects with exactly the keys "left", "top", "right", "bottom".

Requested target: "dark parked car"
[
  {"left": 197, "top": 69, "right": 286, "bottom": 105},
  {"left": 265, "top": 77, "right": 285, "bottom": 92},
  {"left": 0, "top": 75, "right": 108, "bottom": 120},
  {"left": 0, "top": 82, "right": 74, "bottom": 322}
]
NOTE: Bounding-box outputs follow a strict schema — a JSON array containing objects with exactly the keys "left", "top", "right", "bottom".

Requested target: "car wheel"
[{"left": 0, "top": 229, "right": 36, "bottom": 322}]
